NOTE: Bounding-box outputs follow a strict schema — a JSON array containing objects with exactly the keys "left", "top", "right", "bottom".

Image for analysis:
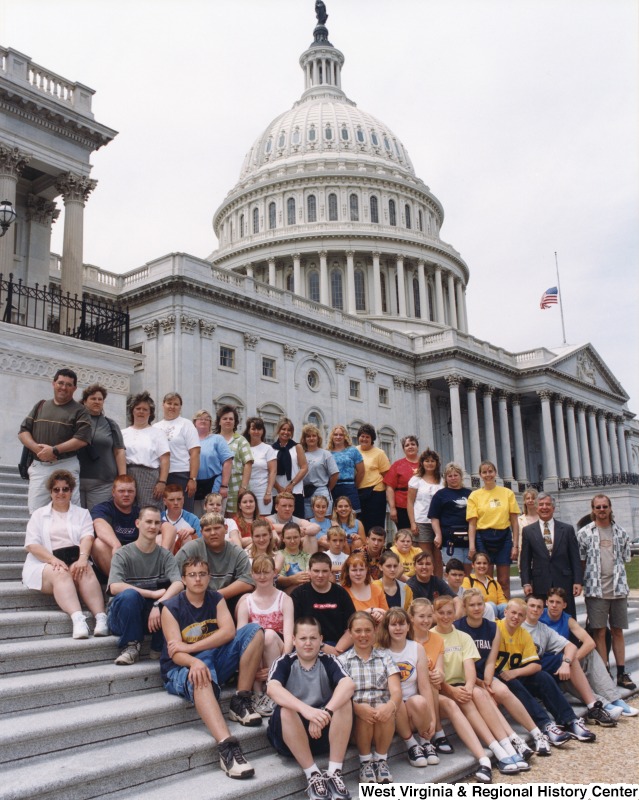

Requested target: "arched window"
[
  {"left": 308, "top": 270, "right": 320, "bottom": 303},
  {"left": 394, "top": 273, "right": 399, "bottom": 313},
  {"left": 308, "top": 126, "right": 317, "bottom": 142},
  {"left": 354, "top": 268, "right": 366, "bottom": 311},
  {"left": 292, "top": 128, "right": 301, "bottom": 145},
  {"left": 341, "top": 127, "right": 349, "bottom": 141},
  {"left": 287, "top": 197, "right": 296, "bottom": 226},
  {"left": 389, "top": 199, "right": 397, "bottom": 226},
  {"left": 252, "top": 207, "right": 259, "bottom": 234},
  {"left": 268, "top": 202, "right": 276, "bottom": 230},
  {"left": 413, "top": 276, "right": 421, "bottom": 318},
  {"left": 427, "top": 283, "right": 435, "bottom": 321},
  {"left": 380, "top": 272, "right": 388, "bottom": 313},
  {"left": 405, "top": 204, "right": 412, "bottom": 229},
  {"left": 239, "top": 214, "right": 245, "bottom": 237},
  {"left": 325, "top": 124, "right": 333, "bottom": 140},
  {"left": 307, "top": 410, "right": 323, "bottom": 428},
  {"left": 278, "top": 131, "right": 286, "bottom": 148},
  {"left": 356, "top": 127, "right": 365, "bottom": 143},
  {"left": 307, "top": 194, "right": 317, "bottom": 222},
  {"left": 370, "top": 195, "right": 379, "bottom": 224},
  {"left": 371, "top": 131, "right": 379, "bottom": 146},
  {"left": 328, "top": 193, "right": 338, "bottom": 221},
  {"left": 418, "top": 209, "right": 424, "bottom": 232},
  {"left": 349, "top": 193, "right": 359, "bottom": 222},
  {"left": 286, "top": 273, "right": 294, "bottom": 292},
  {"left": 330, "top": 269, "right": 343, "bottom": 309}
]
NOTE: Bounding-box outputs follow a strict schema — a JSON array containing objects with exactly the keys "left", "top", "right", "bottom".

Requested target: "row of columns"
[
  {"left": 0, "top": 144, "right": 94, "bottom": 303},
  {"left": 439, "top": 376, "right": 632, "bottom": 483},
  {"left": 244, "top": 250, "right": 469, "bottom": 330}
]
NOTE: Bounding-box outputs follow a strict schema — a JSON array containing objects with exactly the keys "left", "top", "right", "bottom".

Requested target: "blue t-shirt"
[
  {"left": 332, "top": 447, "right": 363, "bottom": 483},
  {"left": 91, "top": 499, "right": 139, "bottom": 545},
  {"left": 428, "top": 487, "right": 472, "bottom": 543},
  {"left": 454, "top": 617, "right": 497, "bottom": 679},
  {"left": 160, "top": 589, "right": 223, "bottom": 681}
]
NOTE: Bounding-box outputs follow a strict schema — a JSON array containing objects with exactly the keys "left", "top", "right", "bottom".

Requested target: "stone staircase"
[{"left": 0, "top": 463, "right": 637, "bottom": 800}]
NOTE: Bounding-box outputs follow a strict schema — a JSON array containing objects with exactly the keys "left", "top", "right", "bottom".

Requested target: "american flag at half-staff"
[{"left": 540, "top": 286, "right": 558, "bottom": 309}]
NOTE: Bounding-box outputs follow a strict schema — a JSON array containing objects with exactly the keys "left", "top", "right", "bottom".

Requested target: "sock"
[
  {"left": 327, "top": 761, "right": 342, "bottom": 775},
  {"left": 373, "top": 752, "right": 388, "bottom": 762},
  {"left": 360, "top": 754, "right": 372, "bottom": 764},
  {"left": 530, "top": 727, "right": 542, "bottom": 738},
  {"left": 404, "top": 735, "right": 419, "bottom": 749},
  {"left": 434, "top": 729, "right": 445, "bottom": 740},
  {"left": 95, "top": 612, "right": 107, "bottom": 620},
  {"left": 587, "top": 701, "right": 595, "bottom": 709},
  {"left": 617, "top": 665, "right": 626, "bottom": 677},
  {"left": 71, "top": 611, "right": 85, "bottom": 622},
  {"left": 479, "top": 757, "right": 491, "bottom": 768},
  {"left": 499, "top": 737, "right": 516, "bottom": 756},
  {"left": 417, "top": 735, "right": 428, "bottom": 746},
  {"left": 489, "top": 741, "right": 508, "bottom": 760},
  {"left": 304, "top": 764, "right": 320, "bottom": 779}
]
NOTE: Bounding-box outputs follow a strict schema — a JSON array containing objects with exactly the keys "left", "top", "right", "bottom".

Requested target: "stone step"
[
  {"left": 0, "top": 581, "right": 58, "bottom": 610},
  {"left": 0, "top": 518, "right": 27, "bottom": 532},
  {"left": 0, "top": 562, "right": 21, "bottom": 580},
  {"left": 0, "top": 660, "right": 164, "bottom": 714},
  {"left": 0, "top": 608, "right": 73, "bottom": 639},
  {"left": 0, "top": 632, "right": 121, "bottom": 674},
  {"left": 0, "top": 545, "right": 26, "bottom": 562},
  {"left": 0, "top": 482, "right": 28, "bottom": 495},
  {"left": 0, "top": 504, "right": 31, "bottom": 519}
]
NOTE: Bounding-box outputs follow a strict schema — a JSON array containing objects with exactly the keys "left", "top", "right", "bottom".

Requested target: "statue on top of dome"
[{"left": 315, "top": 1, "right": 328, "bottom": 26}]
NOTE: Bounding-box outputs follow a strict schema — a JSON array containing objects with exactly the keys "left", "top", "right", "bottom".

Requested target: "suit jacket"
[{"left": 520, "top": 518, "right": 583, "bottom": 597}]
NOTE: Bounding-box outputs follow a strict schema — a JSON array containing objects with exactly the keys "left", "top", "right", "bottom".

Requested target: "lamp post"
[{"left": 0, "top": 200, "right": 17, "bottom": 237}]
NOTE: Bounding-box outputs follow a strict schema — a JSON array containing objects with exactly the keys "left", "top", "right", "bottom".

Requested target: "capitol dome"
[{"left": 210, "top": 12, "right": 470, "bottom": 337}]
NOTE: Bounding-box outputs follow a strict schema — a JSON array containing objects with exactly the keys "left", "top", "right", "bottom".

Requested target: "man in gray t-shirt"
[{"left": 107, "top": 507, "right": 183, "bottom": 666}]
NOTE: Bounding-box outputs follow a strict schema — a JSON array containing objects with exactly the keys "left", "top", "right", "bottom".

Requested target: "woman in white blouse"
[
  {"left": 23, "top": 469, "right": 107, "bottom": 639},
  {"left": 122, "top": 391, "right": 170, "bottom": 509},
  {"left": 243, "top": 416, "right": 277, "bottom": 515}
]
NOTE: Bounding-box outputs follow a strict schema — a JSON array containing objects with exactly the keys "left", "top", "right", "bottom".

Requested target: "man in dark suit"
[{"left": 520, "top": 493, "right": 582, "bottom": 618}]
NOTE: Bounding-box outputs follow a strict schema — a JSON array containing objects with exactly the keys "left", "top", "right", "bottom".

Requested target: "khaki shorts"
[{"left": 585, "top": 596, "right": 629, "bottom": 630}]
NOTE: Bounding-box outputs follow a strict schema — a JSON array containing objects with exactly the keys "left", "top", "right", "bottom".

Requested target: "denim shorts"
[
  {"left": 163, "top": 623, "right": 260, "bottom": 703},
  {"left": 476, "top": 527, "right": 513, "bottom": 566}
]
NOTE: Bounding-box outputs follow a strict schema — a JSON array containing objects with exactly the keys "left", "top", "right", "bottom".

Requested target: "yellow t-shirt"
[
  {"left": 461, "top": 573, "right": 508, "bottom": 606},
  {"left": 437, "top": 627, "right": 479, "bottom": 685},
  {"left": 466, "top": 486, "right": 520, "bottom": 529},
  {"left": 357, "top": 446, "right": 391, "bottom": 490},
  {"left": 391, "top": 544, "right": 422, "bottom": 578},
  {"left": 495, "top": 619, "right": 540, "bottom": 673}
]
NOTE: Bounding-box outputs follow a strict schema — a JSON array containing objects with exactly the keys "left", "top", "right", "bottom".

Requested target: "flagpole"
[{"left": 554, "top": 251, "right": 567, "bottom": 344}]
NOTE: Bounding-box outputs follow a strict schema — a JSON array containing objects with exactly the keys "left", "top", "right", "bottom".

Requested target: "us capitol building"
[{"left": 1, "top": 7, "right": 637, "bottom": 531}]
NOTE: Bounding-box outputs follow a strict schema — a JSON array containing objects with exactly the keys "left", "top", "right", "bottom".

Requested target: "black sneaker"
[
  {"left": 228, "top": 690, "right": 262, "bottom": 727},
  {"left": 565, "top": 718, "right": 596, "bottom": 742},
  {"left": 307, "top": 772, "right": 330, "bottom": 800},
  {"left": 325, "top": 769, "right": 351, "bottom": 800},
  {"left": 407, "top": 744, "right": 428, "bottom": 767},
  {"left": 617, "top": 673, "right": 637, "bottom": 691},
  {"left": 432, "top": 734, "right": 454, "bottom": 754},
  {"left": 218, "top": 736, "right": 254, "bottom": 779},
  {"left": 585, "top": 701, "right": 616, "bottom": 728}
]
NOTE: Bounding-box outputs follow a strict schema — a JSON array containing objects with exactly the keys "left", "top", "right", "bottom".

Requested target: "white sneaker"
[
  {"left": 93, "top": 613, "right": 109, "bottom": 637},
  {"left": 115, "top": 642, "right": 140, "bottom": 665},
  {"left": 254, "top": 692, "right": 275, "bottom": 717},
  {"left": 72, "top": 615, "right": 90, "bottom": 639}
]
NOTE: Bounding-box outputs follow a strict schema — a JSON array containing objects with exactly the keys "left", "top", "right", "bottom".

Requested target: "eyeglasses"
[
  {"left": 52, "top": 486, "right": 71, "bottom": 494},
  {"left": 185, "top": 572, "right": 209, "bottom": 579},
  {"left": 594, "top": 505, "right": 610, "bottom": 510}
]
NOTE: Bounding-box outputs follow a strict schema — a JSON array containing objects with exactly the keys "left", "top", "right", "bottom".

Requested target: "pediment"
[{"left": 550, "top": 345, "right": 627, "bottom": 398}]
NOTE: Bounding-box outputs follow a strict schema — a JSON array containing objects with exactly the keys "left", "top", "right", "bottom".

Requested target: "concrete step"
[
  {"left": 0, "top": 518, "right": 27, "bottom": 532},
  {"left": 0, "top": 504, "right": 31, "bottom": 519},
  {"left": 0, "top": 482, "right": 28, "bottom": 495},
  {"left": 0, "top": 562, "right": 22, "bottom": 580},
  {"left": 0, "top": 632, "right": 121, "bottom": 674},
  {"left": 0, "top": 661, "right": 164, "bottom": 714},
  {"left": 0, "top": 581, "right": 58, "bottom": 610},
  {"left": 0, "top": 608, "right": 72, "bottom": 639},
  {"left": 0, "top": 544, "right": 27, "bottom": 562}
]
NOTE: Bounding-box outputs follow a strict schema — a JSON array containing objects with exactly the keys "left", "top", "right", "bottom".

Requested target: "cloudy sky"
[{"left": 3, "top": 0, "right": 638, "bottom": 410}]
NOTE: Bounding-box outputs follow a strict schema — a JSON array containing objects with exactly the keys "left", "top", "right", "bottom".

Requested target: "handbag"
[{"left": 18, "top": 400, "right": 45, "bottom": 480}]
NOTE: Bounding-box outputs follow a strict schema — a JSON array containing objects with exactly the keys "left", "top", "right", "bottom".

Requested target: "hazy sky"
[{"left": 3, "top": 0, "right": 638, "bottom": 411}]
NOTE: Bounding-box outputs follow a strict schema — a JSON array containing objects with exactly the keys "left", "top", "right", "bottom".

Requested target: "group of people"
[{"left": 17, "top": 369, "right": 637, "bottom": 795}]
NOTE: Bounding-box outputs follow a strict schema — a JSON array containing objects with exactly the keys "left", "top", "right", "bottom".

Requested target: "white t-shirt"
[
  {"left": 250, "top": 441, "right": 277, "bottom": 514},
  {"left": 408, "top": 476, "right": 444, "bottom": 523},
  {"left": 122, "top": 426, "right": 170, "bottom": 469},
  {"left": 388, "top": 638, "right": 421, "bottom": 701},
  {"left": 154, "top": 416, "right": 200, "bottom": 473}
]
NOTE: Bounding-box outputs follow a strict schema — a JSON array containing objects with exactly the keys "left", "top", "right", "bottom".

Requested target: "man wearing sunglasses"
[{"left": 576, "top": 495, "right": 635, "bottom": 691}]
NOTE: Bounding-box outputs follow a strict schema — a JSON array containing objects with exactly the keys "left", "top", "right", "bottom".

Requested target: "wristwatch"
[
  {"left": 321, "top": 706, "right": 334, "bottom": 718},
  {"left": 153, "top": 601, "right": 161, "bottom": 608},
  {"left": 52, "top": 446, "right": 60, "bottom": 458},
  {"left": 563, "top": 657, "right": 571, "bottom": 664}
]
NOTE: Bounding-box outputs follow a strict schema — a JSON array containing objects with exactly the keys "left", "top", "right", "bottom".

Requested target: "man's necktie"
[{"left": 543, "top": 522, "right": 552, "bottom": 554}]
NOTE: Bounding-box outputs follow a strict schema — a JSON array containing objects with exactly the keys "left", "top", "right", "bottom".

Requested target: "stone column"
[
  {"left": 24, "top": 195, "right": 60, "bottom": 290},
  {"left": 268, "top": 257, "right": 276, "bottom": 286},
  {"left": 606, "top": 414, "right": 620, "bottom": 475},
  {"left": 482, "top": 387, "right": 498, "bottom": 469},
  {"left": 625, "top": 432, "right": 634, "bottom": 476},
  {"left": 346, "top": 250, "right": 356, "bottom": 315},
  {"left": 565, "top": 399, "right": 581, "bottom": 478},
  {"left": 55, "top": 173, "right": 97, "bottom": 332},
  {"left": 372, "top": 251, "right": 382, "bottom": 315},
  {"left": 0, "top": 146, "right": 30, "bottom": 276},
  {"left": 319, "top": 250, "right": 328, "bottom": 305},
  {"left": 434, "top": 265, "right": 445, "bottom": 324},
  {"left": 245, "top": 264, "right": 254, "bottom": 278},
  {"left": 455, "top": 279, "right": 466, "bottom": 332},
  {"left": 292, "top": 252, "right": 301, "bottom": 296},
  {"left": 447, "top": 271, "right": 458, "bottom": 329},
  {"left": 395, "top": 255, "right": 406, "bottom": 318},
  {"left": 553, "top": 396, "right": 570, "bottom": 479},
  {"left": 466, "top": 382, "right": 482, "bottom": 479},
  {"left": 538, "top": 390, "right": 558, "bottom": 488},
  {"left": 511, "top": 395, "right": 528, "bottom": 483},
  {"left": 587, "top": 408, "right": 602, "bottom": 477},
  {"left": 617, "top": 419, "right": 629, "bottom": 474},
  {"left": 447, "top": 375, "right": 466, "bottom": 471},
  {"left": 597, "top": 411, "right": 612, "bottom": 475},
  {"left": 418, "top": 261, "right": 428, "bottom": 320},
  {"left": 497, "top": 392, "right": 514, "bottom": 481},
  {"left": 416, "top": 380, "right": 435, "bottom": 447},
  {"left": 576, "top": 404, "right": 591, "bottom": 477}
]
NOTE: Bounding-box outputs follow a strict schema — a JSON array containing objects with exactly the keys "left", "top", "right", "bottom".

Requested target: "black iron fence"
[{"left": 1, "top": 273, "right": 129, "bottom": 349}]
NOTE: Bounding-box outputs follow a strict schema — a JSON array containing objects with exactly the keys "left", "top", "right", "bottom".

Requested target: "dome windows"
[
  {"left": 330, "top": 268, "right": 343, "bottom": 309},
  {"left": 307, "top": 194, "right": 317, "bottom": 223},
  {"left": 268, "top": 202, "right": 276, "bottom": 230},
  {"left": 356, "top": 127, "right": 365, "bottom": 144},
  {"left": 264, "top": 137, "right": 273, "bottom": 154},
  {"left": 308, "top": 270, "right": 320, "bottom": 303},
  {"left": 252, "top": 207, "right": 259, "bottom": 234},
  {"left": 308, "top": 125, "right": 317, "bottom": 142},
  {"left": 405, "top": 204, "right": 412, "bottom": 229},
  {"left": 328, "top": 193, "right": 338, "bottom": 222},
  {"left": 292, "top": 128, "right": 301, "bottom": 145},
  {"left": 370, "top": 195, "right": 379, "bottom": 224},
  {"left": 354, "top": 268, "right": 366, "bottom": 311},
  {"left": 278, "top": 131, "right": 286, "bottom": 148},
  {"left": 239, "top": 214, "right": 245, "bottom": 238},
  {"left": 383, "top": 136, "right": 392, "bottom": 152},
  {"left": 324, "top": 124, "right": 333, "bottom": 141},
  {"left": 418, "top": 209, "right": 424, "bottom": 233},
  {"left": 341, "top": 126, "right": 349, "bottom": 141},
  {"left": 287, "top": 197, "right": 296, "bottom": 226},
  {"left": 349, "top": 194, "right": 359, "bottom": 222},
  {"left": 371, "top": 131, "right": 379, "bottom": 147},
  {"left": 389, "top": 199, "right": 397, "bottom": 226}
]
